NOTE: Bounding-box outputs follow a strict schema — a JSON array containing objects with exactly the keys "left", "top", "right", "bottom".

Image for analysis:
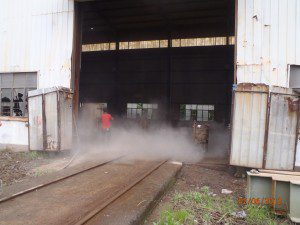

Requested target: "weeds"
[
  {"left": 173, "top": 192, "right": 184, "bottom": 203},
  {"left": 23, "top": 151, "right": 49, "bottom": 160},
  {"left": 153, "top": 209, "right": 194, "bottom": 225},
  {"left": 34, "top": 168, "right": 52, "bottom": 177},
  {"left": 153, "top": 186, "right": 292, "bottom": 225},
  {"left": 244, "top": 204, "right": 292, "bottom": 225}
]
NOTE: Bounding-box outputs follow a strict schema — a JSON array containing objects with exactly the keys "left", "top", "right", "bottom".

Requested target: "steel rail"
[
  {"left": 0, "top": 155, "right": 126, "bottom": 203},
  {"left": 74, "top": 160, "right": 167, "bottom": 225}
]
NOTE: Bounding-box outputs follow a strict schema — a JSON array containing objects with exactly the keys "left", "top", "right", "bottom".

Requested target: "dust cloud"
[
  {"left": 75, "top": 122, "right": 202, "bottom": 164},
  {"left": 72, "top": 114, "right": 230, "bottom": 165},
  {"left": 72, "top": 103, "right": 231, "bottom": 165},
  {"left": 207, "top": 122, "right": 230, "bottom": 158}
]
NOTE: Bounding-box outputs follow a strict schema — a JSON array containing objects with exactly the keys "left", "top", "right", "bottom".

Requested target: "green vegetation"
[
  {"left": 34, "top": 168, "right": 53, "bottom": 177},
  {"left": 153, "top": 209, "right": 194, "bottom": 225},
  {"left": 153, "top": 186, "right": 292, "bottom": 225},
  {"left": 20, "top": 151, "right": 48, "bottom": 160}
]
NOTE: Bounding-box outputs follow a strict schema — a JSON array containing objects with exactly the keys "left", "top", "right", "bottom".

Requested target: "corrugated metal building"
[
  {"left": 0, "top": 0, "right": 74, "bottom": 150},
  {"left": 236, "top": 0, "right": 300, "bottom": 86},
  {"left": 0, "top": 0, "right": 299, "bottom": 170},
  {"left": 0, "top": 0, "right": 74, "bottom": 149},
  {"left": 0, "top": 0, "right": 74, "bottom": 88},
  {"left": 231, "top": 0, "right": 300, "bottom": 170}
]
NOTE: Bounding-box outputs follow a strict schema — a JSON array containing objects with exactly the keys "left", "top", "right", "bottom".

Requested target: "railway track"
[
  {"left": 76, "top": 160, "right": 166, "bottom": 225},
  {"left": 0, "top": 155, "right": 125, "bottom": 204},
  {"left": 0, "top": 157, "right": 168, "bottom": 225}
]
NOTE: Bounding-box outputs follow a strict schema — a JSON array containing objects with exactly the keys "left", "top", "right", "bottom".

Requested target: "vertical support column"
[
  {"left": 112, "top": 41, "right": 120, "bottom": 115},
  {"left": 166, "top": 38, "right": 172, "bottom": 123},
  {"left": 72, "top": 2, "right": 82, "bottom": 122}
]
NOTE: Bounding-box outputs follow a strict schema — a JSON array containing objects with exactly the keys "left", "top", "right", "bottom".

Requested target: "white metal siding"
[
  {"left": 0, "top": 0, "right": 74, "bottom": 89},
  {"left": 28, "top": 95, "right": 44, "bottom": 150},
  {"left": 265, "top": 88, "right": 299, "bottom": 170},
  {"left": 230, "top": 84, "right": 299, "bottom": 170},
  {"left": 45, "top": 91, "right": 59, "bottom": 150},
  {"left": 59, "top": 91, "right": 73, "bottom": 150},
  {"left": 0, "top": 120, "right": 28, "bottom": 148},
  {"left": 230, "top": 84, "right": 269, "bottom": 168},
  {"left": 236, "top": 0, "right": 300, "bottom": 87},
  {"left": 296, "top": 134, "right": 300, "bottom": 167}
]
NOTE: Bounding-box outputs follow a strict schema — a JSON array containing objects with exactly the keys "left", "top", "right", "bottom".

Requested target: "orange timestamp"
[{"left": 237, "top": 197, "right": 283, "bottom": 205}]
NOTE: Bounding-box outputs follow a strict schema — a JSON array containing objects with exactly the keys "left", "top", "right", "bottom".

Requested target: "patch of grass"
[
  {"left": 202, "top": 212, "right": 212, "bottom": 224},
  {"left": 220, "top": 197, "right": 238, "bottom": 215},
  {"left": 245, "top": 204, "right": 292, "bottom": 225},
  {"left": 200, "top": 186, "right": 210, "bottom": 194},
  {"left": 153, "top": 209, "right": 194, "bottom": 225},
  {"left": 20, "top": 151, "right": 47, "bottom": 160},
  {"left": 27, "top": 151, "right": 42, "bottom": 159},
  {"left": 173, "top": 192, "right": 184, "bottom": 203},
  {"left": 185, "top": 189, "right": 213, "bottom": 209},
  {"left": 154, "top": 185, "right": 293, "bottom": 225},
  {"left": 34, "top": 168, "right": 52, "bottom": 177}
]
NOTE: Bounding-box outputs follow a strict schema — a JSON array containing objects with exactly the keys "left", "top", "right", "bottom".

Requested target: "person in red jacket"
[{"left": 101, "top": 108, "right": 113, "bottom": 142}]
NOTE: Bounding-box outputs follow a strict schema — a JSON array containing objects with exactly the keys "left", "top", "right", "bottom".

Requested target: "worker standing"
[{"left": 101, "top": 108, "right": 113, "bottom": 143}]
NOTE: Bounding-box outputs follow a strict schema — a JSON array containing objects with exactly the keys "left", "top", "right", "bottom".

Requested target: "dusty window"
[
  {"left": 82, "top": 43, "right": 116, "bottom": 52},
  {"left": 180, "top": 104, "right": 214, "bottom": 122},
  {"left": 127, "top": 103, "right": 158, "bottom": 119},
  {"left": 0, "top": 73, "right": 37, "bottom": 117},
  {"left": 82, "top": 36, "right": 235, "bottom": 52},
  {"left": 120, "top": 40, "right": 168, "bottom": 50},
  {"left": 172, "top": 36, "right": 235, "bottom": 47}
]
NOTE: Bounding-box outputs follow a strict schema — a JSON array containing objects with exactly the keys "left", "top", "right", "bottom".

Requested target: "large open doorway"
[
  {"left": 74, "top": 0, "right": 235, "bottom": 157},
  {"left": 76, "top": 0, "right": 235, "bottom": 125}
]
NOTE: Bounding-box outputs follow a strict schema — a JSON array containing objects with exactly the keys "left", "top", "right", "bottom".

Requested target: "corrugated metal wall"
[
  {"left": 230, "top": 84, "right": 299, "bottom": 170},
  {"left": 0, "top": 0, "right": 74, "bottom": 89},
  {"left": 45, "top": 92, "right": 59, "bottom": 150},
  {"left": 265, "top": 87, "right": 299, "bottom": 170},
  {"left": 236, "top": 0, "right": 300, "bottom": 87},
  {"left": 230, "top": 84, "right": 269, "bottom": 168},
  {"left": 28, "top": 95, "right": 44, "bottom": 150},
  {"left": 59, "top": 91, "right": 73, "bottom": 150}
]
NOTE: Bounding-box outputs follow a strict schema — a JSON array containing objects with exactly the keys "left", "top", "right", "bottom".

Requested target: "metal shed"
[
  {"left": 28, "top": 87, "right": 73, "bottom": 151},
  {"left": 230, "top": 84, "right": 299, "bottom": 171}
]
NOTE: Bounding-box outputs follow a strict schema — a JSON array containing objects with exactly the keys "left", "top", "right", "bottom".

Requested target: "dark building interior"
[{"left": 77, "top": 0, "right": 235, "bottom": 125}]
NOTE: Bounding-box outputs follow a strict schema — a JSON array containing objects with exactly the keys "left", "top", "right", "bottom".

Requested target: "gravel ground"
[
  {"left": 145, "top": 164, "right": 292, "bottom": 225},
  {"left": 145, "top": 164, "right": 245, "bottom": 224},
  {"left": 0, "top": 150, "right": 71, "bottom": 186}
]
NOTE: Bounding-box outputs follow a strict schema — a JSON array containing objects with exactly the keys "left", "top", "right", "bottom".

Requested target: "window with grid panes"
[
  {"left": 127, "top": 103, "right": 158, "bottom": 119},
  {"left": 0, "top": 73, "right": 37, "bottom": 117},
  {"left": 180, "top": 104, "right": 214, "bottom": 122}
]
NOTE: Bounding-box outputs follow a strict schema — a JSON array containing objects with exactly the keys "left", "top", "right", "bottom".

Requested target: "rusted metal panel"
[
  {"left": 231, "top": 84, "right": 300, "bottom": 170},
  {"left": 236, "top": 0, "right": 300, "bottom": 87},
  {"left": 0, "top": 0, "right": 74, "bottom": 89},
  {"left": 28, "top": 87, "right": 73, "bottom": 151},
  {"left": 28, "top": 95, "right": 44, "bottom": 150},
  {"left": 265, "top": 87, "right": 299, "bottom": 170},
  {"left": 45, "top": 92, "right": 59, "bottom": 151},
  {"left": 296, "top": 129, "right": 300, "bottom": 168},
  {"left": 59, "top": 91, "right": 73, "bottom": 150},
  {"left": 230, "top": 83, "right": 269, "bottom": 168}
]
